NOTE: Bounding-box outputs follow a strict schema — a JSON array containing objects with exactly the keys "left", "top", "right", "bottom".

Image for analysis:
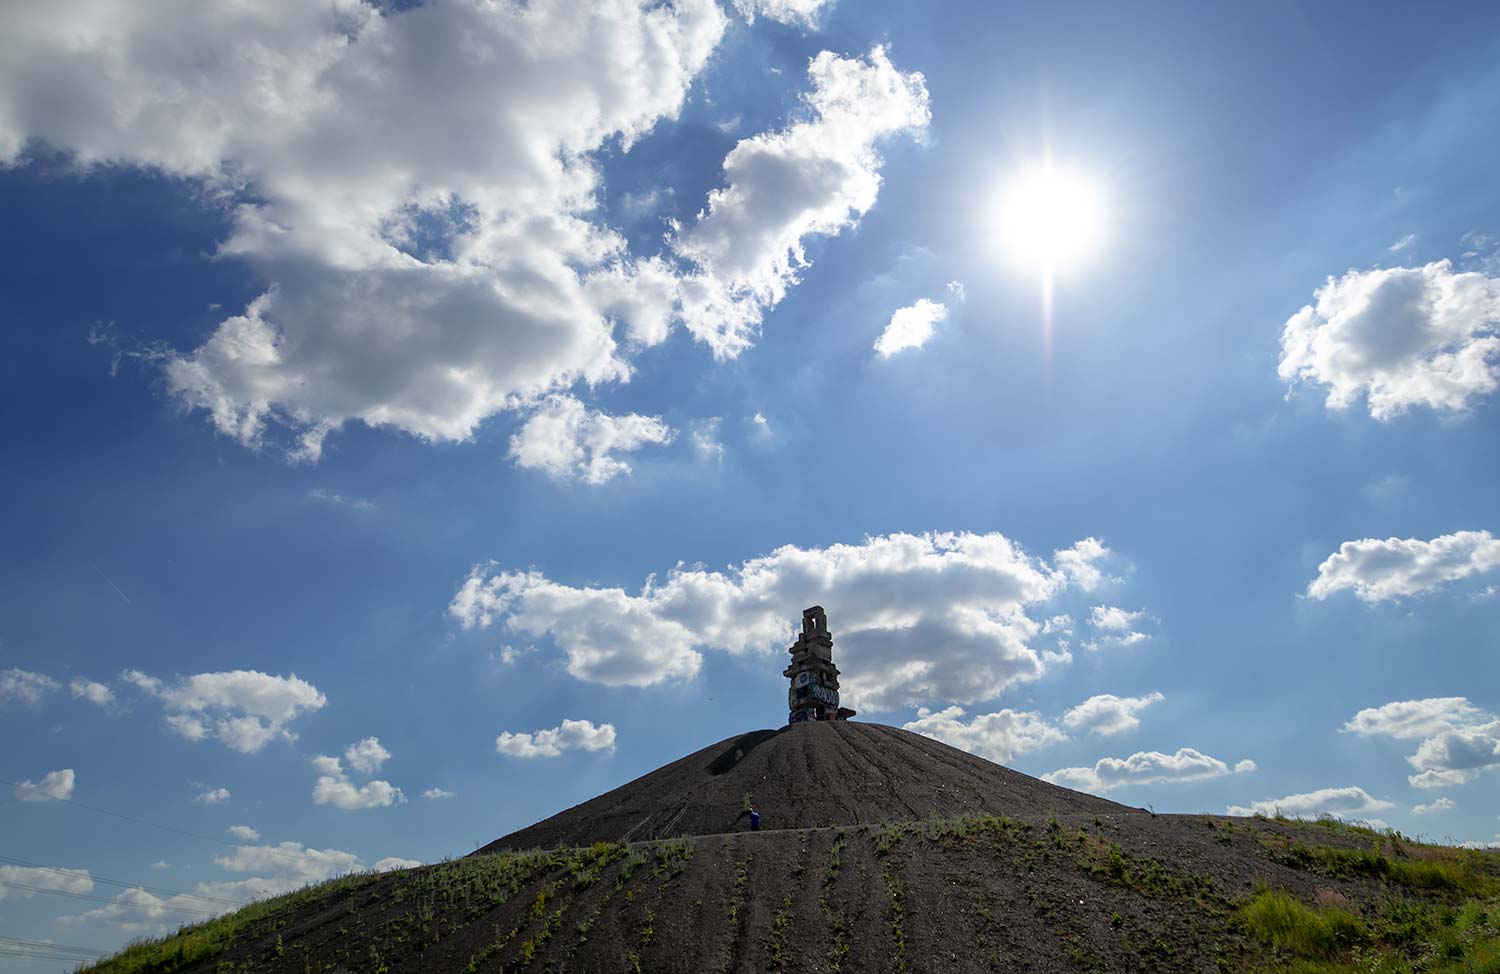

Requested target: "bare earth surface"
[
  {"left": 483, "top": 722, "right": 1134, "bottom": 852},
  {"left": 88, "top": 722, "right": 1500, "bottom": 974}
]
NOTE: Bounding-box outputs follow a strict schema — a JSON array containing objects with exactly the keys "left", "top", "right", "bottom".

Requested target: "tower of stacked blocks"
[{"left": 784, "top": 605, "right": 857, "bottom": 724}]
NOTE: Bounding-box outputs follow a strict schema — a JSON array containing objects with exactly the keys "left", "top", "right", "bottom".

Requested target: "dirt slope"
[
  {"left": 85, "top": 722, "right": 1500, "bottom": 974},
  {"left": 483, "top": 722, "right": 1133, "bottom": 852},
  {"left": 93, "top": 812, "right": 1500, "bottom": 974}
]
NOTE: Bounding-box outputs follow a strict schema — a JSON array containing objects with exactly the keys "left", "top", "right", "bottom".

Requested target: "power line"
[
  {"left": 0, "top": 936, "right": 107, "bottom": 957},
  {"left": 0, "top": 881, "right": 222, "bottom": 919},
  {"left": 0, "top": 852, "right": 249, "bottom": 906}
]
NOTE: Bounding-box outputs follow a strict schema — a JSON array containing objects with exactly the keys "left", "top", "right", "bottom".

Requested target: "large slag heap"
[{"left": 783, "top": 605, "right": 857, "bottom": 724}]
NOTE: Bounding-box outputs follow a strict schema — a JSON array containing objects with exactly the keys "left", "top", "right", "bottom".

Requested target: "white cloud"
[
  {"left": 58, "top": 887, "right": 180, "bottom": 934},
  {"left": 312, "top": 776, "right": 405, "bottom": 810},
  {"left": 0, "top": 865, "right": 92, "bottom": 900},
  {"left": 421, "top": 787, "right": 455, "bottom": 800},
  {"left": 1412, "top": 797, "right": 1454, "bottom": 815},
  {"left": 1406, "top": 723, "right": 1500, "bottom": 787},
  {"left": 1409, "top": 769, "right": 1474, "bottom": 790},
  {"left": 508, "top": 395, "right": 674, "bottom": 484},
  {"left": 372, "top": 857, "right": 422, "bottom": 872},
  {"left": 3, "top": 5, "right": 928, "bottom": 464},
  {"left": 310, "top": 753, "right": 404, "bottom": 811},
  {"left": 1, "top": 1, "right": 728, "bottom": 460},
  {"left": 1088, "top": 606, "right": 1143, "bottom": 632},
  {"left": 873, "top": 298, "right": 947, "bottom": 358},
  {"left": 1344, "top": 697, "right": 1489, "bottom": 740},
  {"left": 732, "top": 0, "right": 834, "bottom": 29},
  {"left": 1344, "top": 698, "right": 1500, "bottom": 789},
  {"left": 690, "top": 417, "right": 724, "bottom": 460},
  {"left": 227, "top": 825, "right": 260, "bottom": 841},
  {"left": 946, "top": 280, "right": 965, "bottom": 301},
  {"left": 901, "top": 706, "right": 1066, "bottom": 764},
  {"left": 148, "top": 861, "right": 170, "bottom": 870},
  {"left": 16, "top": 769, "right": 74, "bottom": 802},
  {"left": 344, "top": 737, "right": 391, "bottom": 775},
  {"left": 1053, "top": 538, "right": 1111, "bottom": 591},
  {"left": 497, "top": 718, "right": 617, "bottom": 759},
  {"left": 1306, "top": 531, "right": 1500, "bottom": 603},
  {"left": 1042, "top": 614, "right": 1073, "bottom": 635},
  {"left": 0, "top": 668, "right": 59, "bottom": 707},
  {"left": 1085, "top": 605, "right": 1150, "bottom": 649},
  {"left": 215, "top": 842, "right": 361, "bottom": 887},
  {"left": 451, "top": 530, "right": 1111, "bottom": 708},
  {"left": 1062, "top": 692, "right": 1164, "bottom": 737},
  {"left": 308, "top": 488, "right": 375, "bottom": 511},
  {"left": 1279, "top": 260, "right": 1500, "bottom": 419},
  {"left": 124, "top": 669, "right": 326, "bottom": 753},
  {"left": 673, "top": 46, "right": 929, "bottom": 357},
  {"left": 1227, "top": 785, "right": 1395, "bottom": 820},
  {"left": 1045, "top": 748, "right": 1252, "bottom": 792},
  {"left": 195, "top": 786, "right": 230, "bottom": 805},
  {"left": 69, "top": 677, "right": 114, "bottom": 706},
  {"left": 1389, "top": 233, "right": 1416, "bottom": 253}
]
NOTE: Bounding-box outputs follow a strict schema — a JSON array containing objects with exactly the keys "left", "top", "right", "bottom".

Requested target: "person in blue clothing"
[{"left": 749, "top": 809, "right": 760, "bottom": 831}]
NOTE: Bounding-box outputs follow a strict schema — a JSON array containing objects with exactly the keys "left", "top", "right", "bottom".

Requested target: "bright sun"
[{"left": 996, "top": 163, "right": 1107, "bottom": 273}]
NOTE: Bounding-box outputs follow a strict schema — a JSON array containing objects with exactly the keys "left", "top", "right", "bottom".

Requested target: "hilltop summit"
[{"left": 482, "top": 721, "right": 1130, "bottom": 853}]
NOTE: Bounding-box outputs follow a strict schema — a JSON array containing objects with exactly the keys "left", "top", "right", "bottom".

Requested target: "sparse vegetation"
[{"left": 74, "top": 745, "right": 1500, "bottom": 974}]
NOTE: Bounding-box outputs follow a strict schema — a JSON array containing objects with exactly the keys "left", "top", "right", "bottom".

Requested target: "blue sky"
[{"left": 3, "top": 0, "right": 1500, "bottom": 961}]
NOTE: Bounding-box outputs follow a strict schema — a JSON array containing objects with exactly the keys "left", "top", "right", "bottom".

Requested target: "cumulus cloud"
[
  {"left": 0, "top": 1, "right": 728, "bottom": 459},
  {"left": 16, "top": 769, "right": 75, "bottom": 802},
  {"left": 1084, "top": 605, "right": 1150, "bottom": 650},
  {"left": 673, "top": 46, "right": 930, "bottom": 357},
  {"left": 123, "top": 669, "right": 326, "bottom": 753},
  {"left": 496, "top": 719, "right": 617, "bottom": 759},
  {"left": 1044, "top": 748, "right": 1252, "bottom": 793},
  {"left": 873, "top": 299, "right": 947, "bottom": 358},
  {"left": 1349, "top": 698, "right": 1500, "bottom": 791},
  {"left": 1062, "top": 692, "right": 1165, "bottom": 737},
  {"left": 2, "top": 4, "right": 929, "bottom": 463},
  {"left": 372, "top": 857, "right": 422, "bottom": 872},
  {"left": 227, "top": 825, "right": 260, "bottom": 841},
  {"left": 0, "top": 668, "right": 59, "bottom": 707},
  {"left": 1227, "top": 786, "right": 1394, "bottom": 820},
  {"left": 1279, "top": 260, "right": 1500, "bottom": 419},
  {"left": 1053, "top": 538, "right": 1112, "bottom": 591},
  {"left": 69, "top": 677, "right": 114, "bottom": 706},
  {"left": 63, "top": 839, "right": 362, "bottom": 932},
  {"left": 733, "top": 0, "right": 834, "bottom": 29},
  {"left": 0, "top": 865, "right": 92, "bottom": 900},
  {"left": 508, "top": 395, "right": 674, "bottom": 484},
  {"left": 1306, "top": 531, "right": 1500, "bottom": 603},
  {"left": 344, "top": 737, "right": 391, "bottom": 775},
  {"left": 421, "top": 787, "right": 456, "bottom": 800},
  {"left": 1344, "top": 697, "right": 1489, "bottom": 740},
  {"left": 901, "top": 706, "right": 1066, "bottom": 764},
  {"left": 451, "top": 531, "right": 1118, "bottom": 708},
  {"left": 310, "top": 751, "right": 404, "bottom": 810},
  {"left": 1406, "top": 724, "right": 1500, "bottom": 788},
  {"left": 195, "top": 786, "right": 230, "bottom": 805},
  {"left": 1412, "top": 797, "right": 1454, "bottom": 815},
  {"left": 215, "top": 842, "right": 361, "bottom": 888}
]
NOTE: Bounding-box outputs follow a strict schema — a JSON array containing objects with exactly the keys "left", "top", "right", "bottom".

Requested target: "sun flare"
[{"left": 996, "top": 163, "right": 1107, "bottom": 272}]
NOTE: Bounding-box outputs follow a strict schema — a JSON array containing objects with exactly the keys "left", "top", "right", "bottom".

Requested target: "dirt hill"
[
  {"left": 88, "top": 723, "right": 1500, "bottom": 974},
  {"left": 483, "top": 721, "right": 1132, "bottom": 852}
]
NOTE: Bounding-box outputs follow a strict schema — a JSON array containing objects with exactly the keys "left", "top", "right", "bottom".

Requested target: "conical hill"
[{"left": 482, "top": 721, "right": 1135, "bottom": 853}]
